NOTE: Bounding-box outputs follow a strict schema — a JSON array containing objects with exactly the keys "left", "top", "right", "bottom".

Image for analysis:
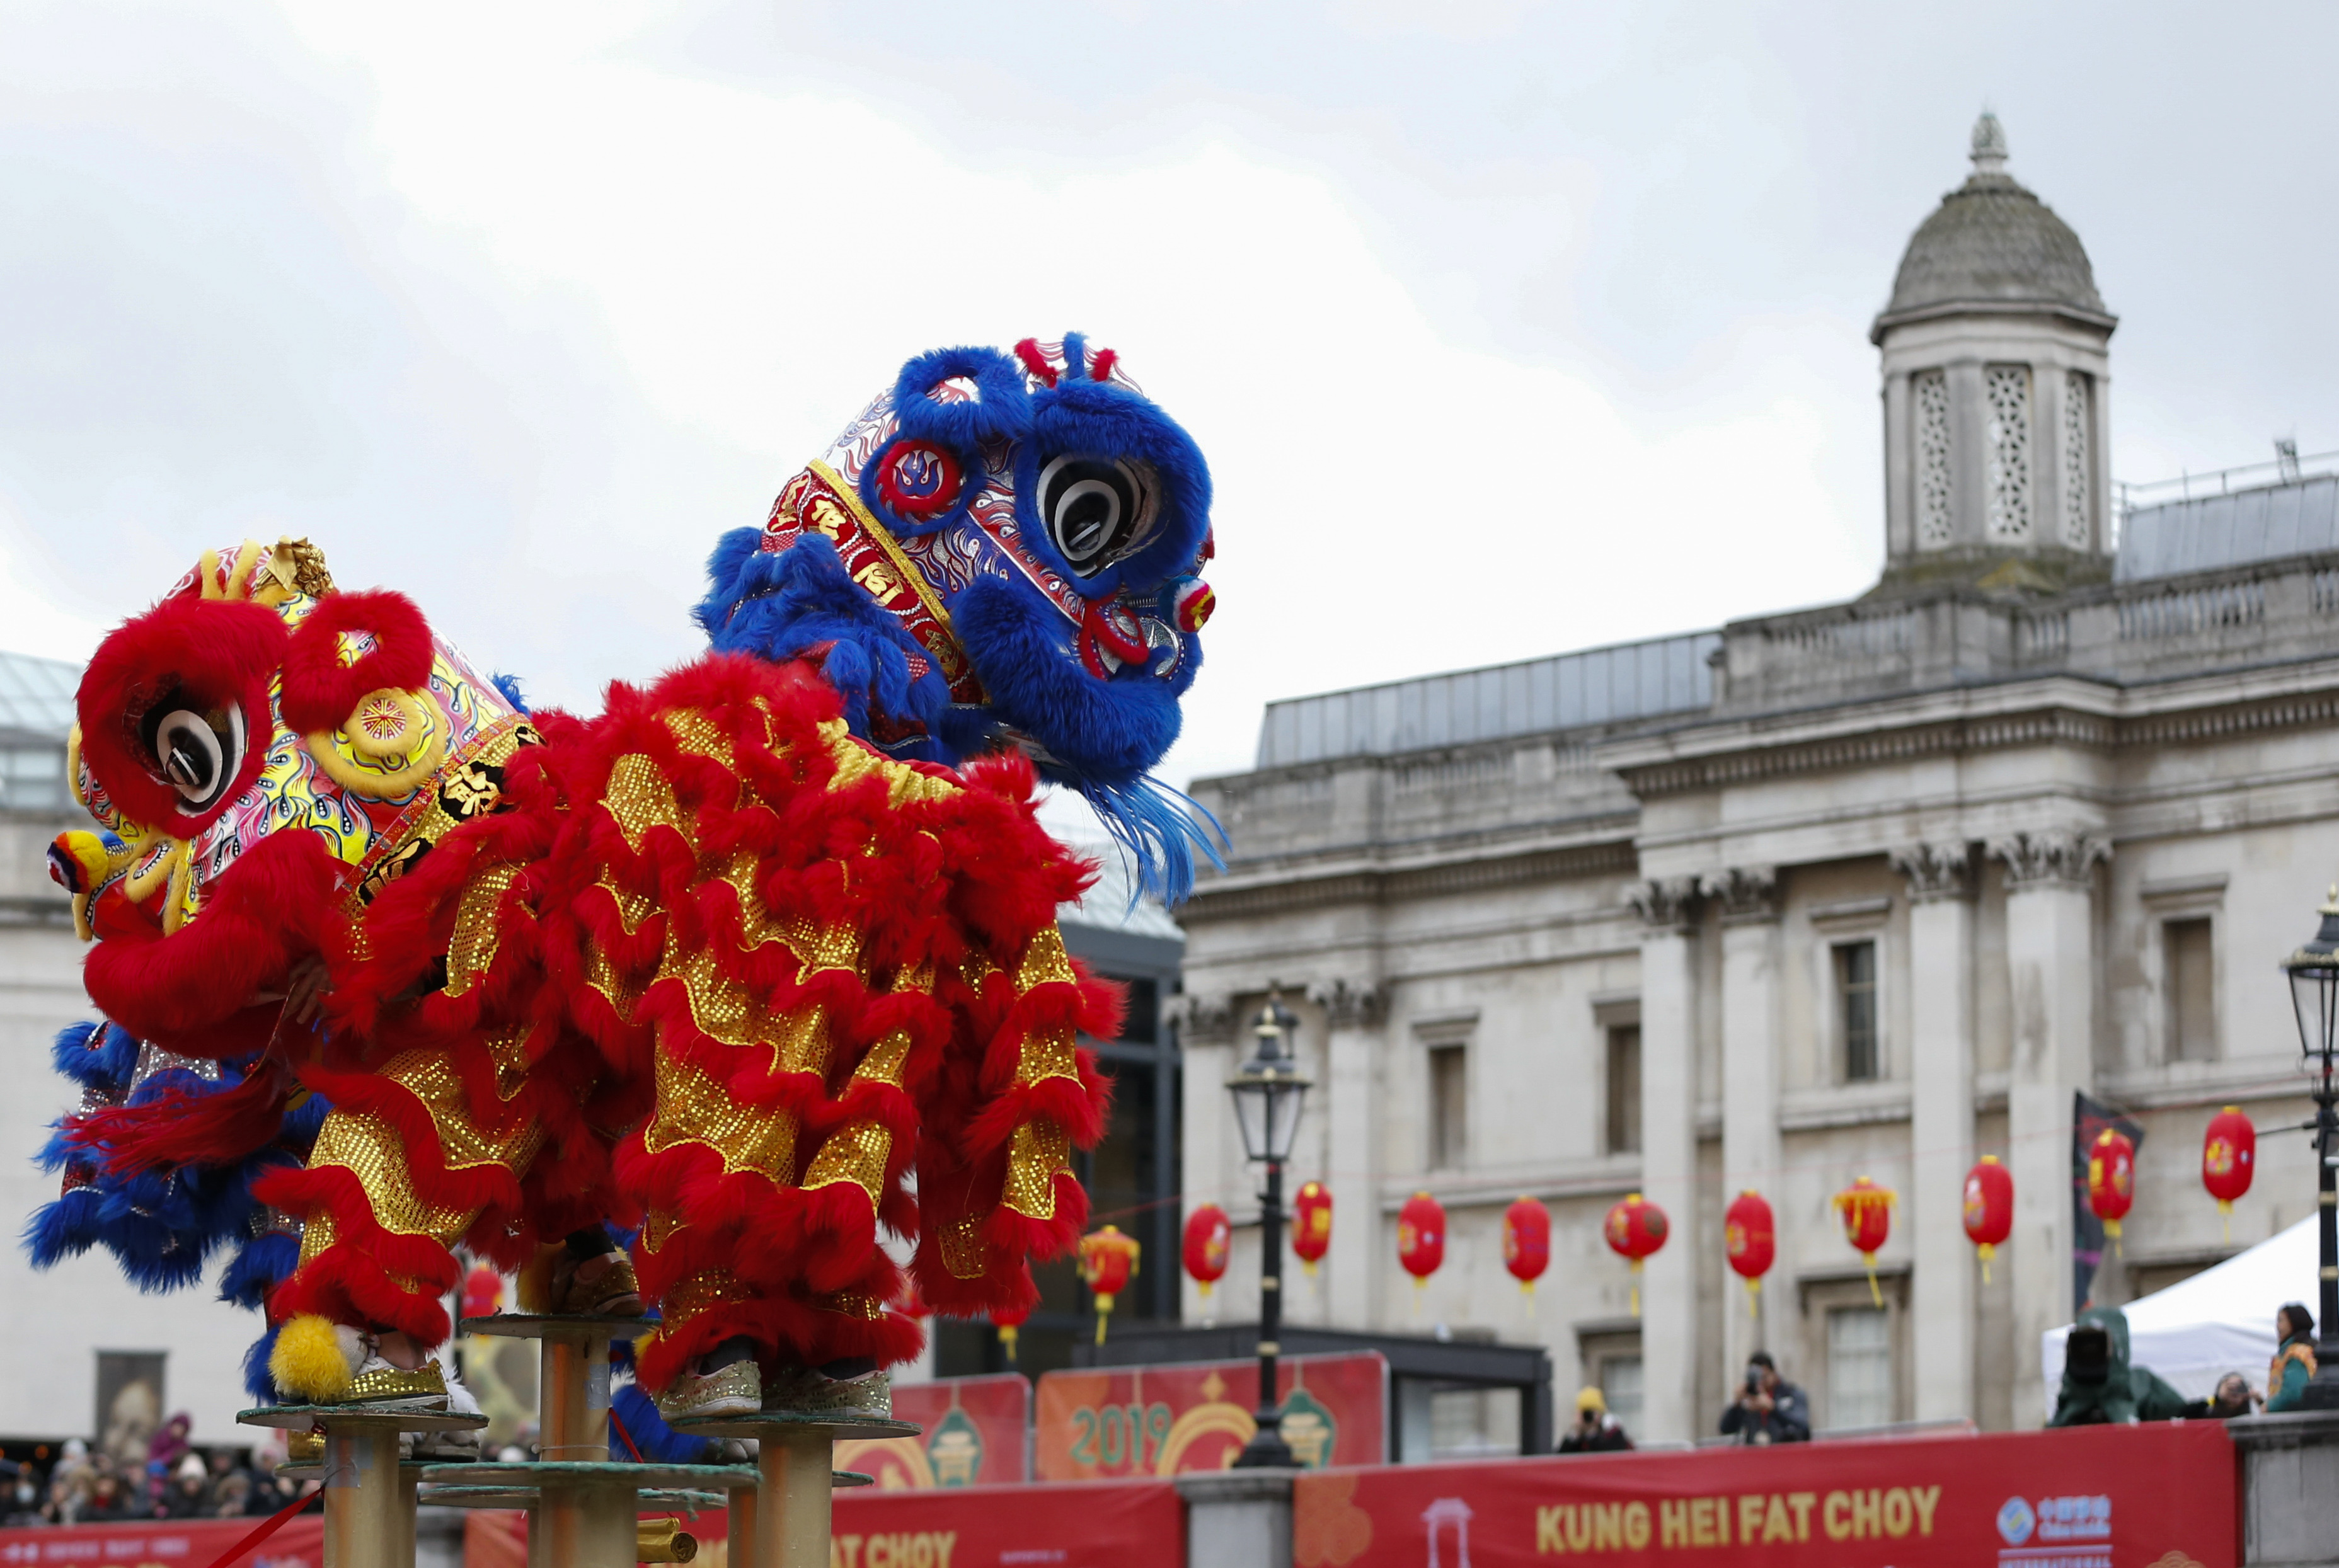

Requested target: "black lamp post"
[
  {"left": 1227, "top": 988, "right": 1311, "bottom": 1468},
  {"left": 2279, "top": 888, "right": 2339, "bottom": 1409}
]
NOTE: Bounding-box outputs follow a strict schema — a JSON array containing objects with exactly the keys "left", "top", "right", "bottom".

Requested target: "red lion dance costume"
[{"left": 51, "top": 334, "right": 1218, "bottom": 1421}]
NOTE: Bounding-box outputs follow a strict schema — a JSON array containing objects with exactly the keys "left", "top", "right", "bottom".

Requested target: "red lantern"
[
  {"left": 1502, "top": 1196, "right": 1551, "bottom": 1296},
  {"left": 1397, "top": 1192, "right": 1445, "bottom": 1298},
  {"left": 1292, "top": 1181, "right": 1333, "bottom": 1276},
  {"left": 1182, "top": 1204, "right": 1231, "bottom": 1298},
  {"left": 1602, "top": 1192, "right": 1668, "bottom": 1318},
  {"left": 1723, "top": 1191, "right": 1774, "bottom": 1318},
  {"left": 2203, "top": 1106, "right": 2255, "bottom": 1242},
  {"left": 1962, "top": 1156, "right": 2013, "bottom": 1283},
  {"left": 2088, "top": 1128, "right": 2135, "bottom": 1256},
  {"left": 991, "top": 1300, "right": 1030, "bottom": 1364},
  {"left": 1832, "top": 1176, "right": 1895, "bottom": 1307},
  {"left": 1078, "top": 1225, "right": 1141, "bottom": 1345},
  {"left": 461, "top": 1265, "right": 503, "bottom": 1322}
]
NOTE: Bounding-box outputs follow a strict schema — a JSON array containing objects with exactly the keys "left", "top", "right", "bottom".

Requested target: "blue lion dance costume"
[{"left": 29, "top": 335, "right": 1220, "bottom": 1431}]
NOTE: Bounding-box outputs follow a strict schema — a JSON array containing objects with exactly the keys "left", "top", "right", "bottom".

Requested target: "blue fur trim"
[
  {"left": 953, "top": 575, "right": 1183, "bottom": 782},
  {"left": 491, "top": 673, "right": 531, "bottom": 714},
  {"left": 243, "top": 1325, "right": 282, "bottom": 1405},
  {"left": 1013, "top": 370, "right": 1212, "bottom": 599},
  {"left": 1077, "top": 772, "right": 1227, "bottom": 908},
  {"left": 889, "top": 346, "right": 1033, "bottom": 447},
  {"left": 695, "top": 530, "right": 953, "bottom": 758},
  {"left": 281, "top": 1091, "right": 332, "bottom": 1150},
  {"left": 611, "top": 1383, "right": 716, "bottom": 1463},
  {"left": 50, "top": 1021, "right": 105, "bottom": 1087},
  {"left": 1062, "top": 331, "right": 1088, "bottom": 381},
  {"left": 219, "top": 1230, "right": 301, "bottom": 1311},
  {"left": 53, "top": 1021, "right": 139, "bottom": 1092},
  {"left": 24, "top": 1187, "right": 104, "bottom": 1268}
]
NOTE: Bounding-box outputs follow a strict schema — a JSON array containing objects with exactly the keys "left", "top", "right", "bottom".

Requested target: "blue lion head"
[{"left": 695, "top": 334, "right": 1222, "bottom": 901}]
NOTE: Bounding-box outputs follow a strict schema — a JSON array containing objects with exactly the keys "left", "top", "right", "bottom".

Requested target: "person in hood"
[
  {"left": 2051, "top": 1305, "right": 2189, "bottom": 1426},
  {"left": 1558, "top": 1387, "right": 1634, "bottom": 1452},
  {"left": 2264, "top": 1303, "right": 2318, "bottom": 1412}
]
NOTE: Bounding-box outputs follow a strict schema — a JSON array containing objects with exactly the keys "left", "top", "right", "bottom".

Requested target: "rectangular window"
[
  {"left": 1837, "top": 941, "right": 1879, "bottom": 1082},
  {"left": 2166, "top": 918, "right": 2216, "bottom": 1062},
  {"left": 1606, "top": 1025, "right": 1641, "bottom": 1155},
  {"left": 1827, "top": 1306, "right": 1894, "bottom": 1429},
  {"left": 1428, "top": 1044, "right": 1467, "bottom": 1169},
  {"left": 1597, "top": 1355, "right": 1644, "bottom": 1437},
  {"left": 1113, "top": 976, "right": 1159, "bottom": 1045}
]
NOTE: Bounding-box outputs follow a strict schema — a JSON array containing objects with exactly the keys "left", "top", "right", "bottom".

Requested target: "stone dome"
[{"left": 1871, "top": 114, "right": 2114, "bottom": 343}]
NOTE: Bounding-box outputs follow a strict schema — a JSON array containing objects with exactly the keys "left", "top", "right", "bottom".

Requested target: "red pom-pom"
[{"left": 280, "top": 589, "right": 435, "bottom": 736}]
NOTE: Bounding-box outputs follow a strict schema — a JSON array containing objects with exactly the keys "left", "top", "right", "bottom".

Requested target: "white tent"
[{"left": 2039, "top": 1214, "right": 2322, "bottom": 1415}]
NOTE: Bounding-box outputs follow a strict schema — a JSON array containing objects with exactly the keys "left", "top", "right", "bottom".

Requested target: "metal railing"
[{"left": 2117, "top": 446, "right": 2339, "bottom": 515}]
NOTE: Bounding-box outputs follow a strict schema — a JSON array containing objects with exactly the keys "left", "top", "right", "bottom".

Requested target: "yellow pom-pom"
[{"left": 270, "top": 1314, "right": 357, "bottom": 1404}]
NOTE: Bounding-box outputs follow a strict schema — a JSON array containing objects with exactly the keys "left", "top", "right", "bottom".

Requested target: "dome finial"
[{"left": 1970, "top": 110, "right": 2008, "bottom": 176}]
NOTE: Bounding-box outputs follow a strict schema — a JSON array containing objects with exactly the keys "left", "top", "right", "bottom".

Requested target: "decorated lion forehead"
[
  {"left": 53, "top": 537, "right": 529, "bottom": 936},
  {"left": 698, "top": 333, "right": 1222, "bottom": 901}
]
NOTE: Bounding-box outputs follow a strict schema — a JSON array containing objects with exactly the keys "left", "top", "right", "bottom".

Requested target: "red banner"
[
  {"left": 834, "top": 1374, "right": 1033, "bottom": 1488},
  {"left": 1292, "top": 1424, "right": 2236, "bottom": 1568},
  {"left": 0, "top": 1515, "right": 326, "bottom": 1567},
  {"left": 1037, "top": 1353, "right": 1388, "bottom": 1480}
]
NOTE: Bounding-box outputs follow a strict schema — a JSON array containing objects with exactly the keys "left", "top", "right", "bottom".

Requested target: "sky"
[{"left": 4, "top": 1, "right": 2338, "bottom": 796}]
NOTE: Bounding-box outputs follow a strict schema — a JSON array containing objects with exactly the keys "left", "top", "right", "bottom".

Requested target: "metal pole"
[
  {"left": 1234, "top": 1156, "right": 1295, "bottom": 1467},
  {"left": 2308, "top": 1057, "right": 2339, "bottom": 1408},
  {"left": 754, "top": 1429, "right": 832, "bottom": 1568},
  {"left": 323, "top": 1426, "right": 401, "bottom": 1568}
]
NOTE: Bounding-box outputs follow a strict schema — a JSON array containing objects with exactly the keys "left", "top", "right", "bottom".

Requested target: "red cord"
[{"left": 202, "top": 1484, "right": 315, "bottom": 1568}]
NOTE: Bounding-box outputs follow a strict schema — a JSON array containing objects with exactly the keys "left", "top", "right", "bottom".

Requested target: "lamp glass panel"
[
  {"left": 2293, "top": 965, "right": 2339, "bottom": 1060},
  {"left": 1231, "top": 1083, "right": 1272, "bottom": 1162},
  {"left": 1265, "top": 1081, "right": 1308, "bottom": 1162}
]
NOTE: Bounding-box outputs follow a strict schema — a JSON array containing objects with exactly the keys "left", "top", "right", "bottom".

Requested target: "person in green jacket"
[
  {"left": 2264, "top": 1303, "right": 2319, "bottom": 1413},
  {"left": 2050, "top": 1305, "right": 2191, "bottom": 1426}
]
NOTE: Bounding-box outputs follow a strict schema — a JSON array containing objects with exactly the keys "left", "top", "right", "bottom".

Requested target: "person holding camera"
[
  {"left": 1558, "top": 1387, "right": 1634, "bottom": 1453},
  {"left": 1719, "top": 1351, "right": 1809, "bottom": 1444}
]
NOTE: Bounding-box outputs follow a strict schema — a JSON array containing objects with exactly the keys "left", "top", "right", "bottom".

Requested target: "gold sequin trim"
[
  {"left": 817, "top": 719, "right": 960, "bottom": 808},
  {"left": 664, "top": 1268, "right": 752, "bottom": 1329},
  {"left": 802, "top": 1120, "right": 890, "bottom": 1204},
  {"left": 664, "top": 709, "right": 737, "bottom": 769},
  {"left": 1015, "top": 927, "right": 1075, "bottom": 990},
  {"left": 299, "top": 1209, "right": 337, "bottom": 1266},
  {"left": 853, "top": 1028, "right": 912, "bottom": 1089},
  {"left": 641, "top": 1209, "right": 682, "bottom": 1255},
  {"left": 483, "top": 1024, "right": 532, "bottom": 1100},
  {"left": 380, "top": 1048, "right": 547, "bottom": 1172},
  {"left": 444, "top": 862, "right": 518, "bottom": 999},
  {"left": 643, "top": 1048, "right": 798, "bottom": 1181},
  {"left": 307, "top": 1111, "right": 481, "bottom": 1241},
  {"left": 604, "top": 753, "right": 686, "bottom": 854},
  {"left": 1015, "top": 1022, "right": 1079, "bottom": 1087},
  {"left": 598, "top": 874, "right": 656, "bottom": 937},
  {"left": 825, "top": 1293, "right": 883, "bottom": 1320},
  {"left": 938, "top": 1217, "right": 987, "bottom": 1280},
  {"left": 1000, "top": 1121, "right": 1069, "bottom": 1222}
]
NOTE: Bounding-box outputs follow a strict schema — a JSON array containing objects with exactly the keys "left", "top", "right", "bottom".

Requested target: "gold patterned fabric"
[
  {"left": 306, "top": 1111, "right": 483, "bottom": 1241},
  {"left": 1000, "top": 1120, "right": 1071, "bottom": 1222},
  {"left": 642, "top": 1048, "right": 799, "bottom": 1181},
  {"left": 443, "top": 862, "right": 518, "bottom": 999},
  {"left": 664, "top": 1268, "right": 753, "bottom": 1329}
]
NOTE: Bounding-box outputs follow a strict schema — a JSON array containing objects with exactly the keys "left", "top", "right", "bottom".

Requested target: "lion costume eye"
[
  {"left": 140, "top": 695, "right": 246, "bottom": 812},
  {"left": 1038, "top": 455, "right": 1157, "bottom": 573}
]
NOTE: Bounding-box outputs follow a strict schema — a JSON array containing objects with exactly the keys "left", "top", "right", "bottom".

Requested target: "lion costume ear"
[{"left": 279, "top": 590, "right": 433, "bottom": 735}]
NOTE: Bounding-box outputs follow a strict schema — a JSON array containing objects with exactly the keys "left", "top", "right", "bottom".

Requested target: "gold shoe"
[
  {"left": 344, "top": 1356, "right": 450, "bottom": 1409},
  {"left": 553, "top": 1250, "right": 645, "bottom": 1317},
  {"left": 283, "top": 1430, "right": 324, "bottom": 1465},
  {"left": 761, "top": 1366, "right": 891, "bottom": 1419},
  {"left": 657, "top": 1358, "right": 760, "bottom": 1422}
]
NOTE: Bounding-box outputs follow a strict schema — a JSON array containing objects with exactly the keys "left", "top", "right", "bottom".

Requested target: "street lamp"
[
  {"left": 2279, "top": 888, "right": 2339, "bottom": 1409},
  {"left": 1226, "top": 987, "right": 1311, "bottom": 1467}
]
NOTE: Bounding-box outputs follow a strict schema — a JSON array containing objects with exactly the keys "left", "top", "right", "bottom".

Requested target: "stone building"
[{"left": 1175, "top": 115, "right": 2339, "bottom": 1446}]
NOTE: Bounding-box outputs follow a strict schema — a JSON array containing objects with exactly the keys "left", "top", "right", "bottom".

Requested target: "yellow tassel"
[
  {"left": 270, "top": 1315, "right": 355, "bottom": 1404},
  {"left": 515, "top": 1244, "right": 563, "bottom": 1314}
]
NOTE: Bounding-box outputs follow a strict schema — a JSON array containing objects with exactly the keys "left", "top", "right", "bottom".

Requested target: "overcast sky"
[{"left": 4, "top": 1, "right": 2336, "bottom": 797}]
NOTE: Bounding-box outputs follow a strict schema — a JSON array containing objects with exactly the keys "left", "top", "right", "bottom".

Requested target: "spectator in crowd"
[
  {"left": 2185, "top": 1373, "right": 2260, "bottom": 1419},
  {"left": 1720, "top": 1351, "right": 1810, "bottom": 1444},
  {"left": 209, "top": 1472, "right": 251, "bottom": 1518},
  {"left": 4, "top": 1473, "right": 42, "bottom": 1526},
  {"left": 156, "top": 1456, "right": 208, "bottom": 1519},
  {"left": 1558, "top": 1387, "right": 1633, "bottom": 1453},
  {"left": 81, "top": 1473, "right": 128, "bottom": 1522},
  {"left": 2051, "top": 1305, "right": 2188, "bottom": 1425},
  {"left": 39, "top": 1475, "right": 80, "bottom": 1526},
  {"left": 2265, "top": 1303, "right": 2318, "bottom": 1413}
]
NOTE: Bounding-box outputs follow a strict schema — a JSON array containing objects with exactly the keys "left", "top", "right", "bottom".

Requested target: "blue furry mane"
[{"left": 1072, "top": 773, "right": 1226, "bottom": 908}]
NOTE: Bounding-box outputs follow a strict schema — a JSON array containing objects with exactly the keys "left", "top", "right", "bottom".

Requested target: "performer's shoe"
[
  {"left": 404, "top": 1370, "right": 484, "bottom": 1460},
  {"left": 344, "top": 1351, "right": 452, "bottom": 1411},
  {"left": 761, "top": 1363, "right": 892, "bottom": 1418},
  {"left": 283, "top": 1430, "right": 325, "bottom": 1466},
  {"left": 657, "top": 1357, "right": 761, "bottom": 1422},
  {"left": 551, "top": 1249, "right": 644, "bottom": 1317}
]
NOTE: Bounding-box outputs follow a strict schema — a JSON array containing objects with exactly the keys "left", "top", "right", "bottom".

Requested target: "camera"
[{"left": 1744, "top": 1366, "right": 1765, "bottom": 1396}]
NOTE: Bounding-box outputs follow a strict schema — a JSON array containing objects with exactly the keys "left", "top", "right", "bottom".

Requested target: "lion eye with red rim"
[{"left": 139, "top": 690, "right": 246, "bottom": 812}]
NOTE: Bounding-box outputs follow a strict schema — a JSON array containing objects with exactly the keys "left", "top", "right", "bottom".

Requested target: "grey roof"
[
  {"left": 1253, "top": 630, "right": 1722, "bottom": 769},
  {"left": 2114, "top": 474, "right": 2339, "bottom": 583},
  {"left": 1873, "top": 116, "right": 2110, "bottom": 340},
  {"left": 1057, "top": 835, "right": 1185, "bottom": 942},
  {"left": 0, "top": 650, "right": 78, "bottom": 741}
]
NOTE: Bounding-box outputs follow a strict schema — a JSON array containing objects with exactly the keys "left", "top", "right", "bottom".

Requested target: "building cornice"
[{"left": 1183, "top": 838, "right": 1636, "bottom": 924}]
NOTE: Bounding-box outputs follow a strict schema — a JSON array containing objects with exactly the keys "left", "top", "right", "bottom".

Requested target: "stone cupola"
[{"left": 1872, "top": 114, "right": 2117, "bottom": 594}]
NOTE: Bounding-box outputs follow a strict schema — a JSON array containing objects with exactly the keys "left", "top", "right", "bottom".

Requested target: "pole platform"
[
  {"left": 239, "top": 1406, "right": 485, "bottom": 1568},
  {"left": 672, "top": 1411, "right": 917, "bottom": 1568}
]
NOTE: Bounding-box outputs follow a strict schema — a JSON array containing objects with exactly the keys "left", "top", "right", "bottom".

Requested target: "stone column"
[
  {"left": 1892, "top": 842, "right": 1976, "bottom": 1423},
  {"left": 1989, "top": 830, "right": 2108, "bottom": 1425},
  {"left": 1307, "top": 978, "right": 1384, "bottom": 1332},
  {"left": 1630, "top": 876, "right": 1701, "bottom": 1444},
  {"left": 1703, "top": 866, "right": 1781, "bottom": 1377},
  {"left": 1179, "top": 993, "right": 1240, "bottom": 1317}
]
